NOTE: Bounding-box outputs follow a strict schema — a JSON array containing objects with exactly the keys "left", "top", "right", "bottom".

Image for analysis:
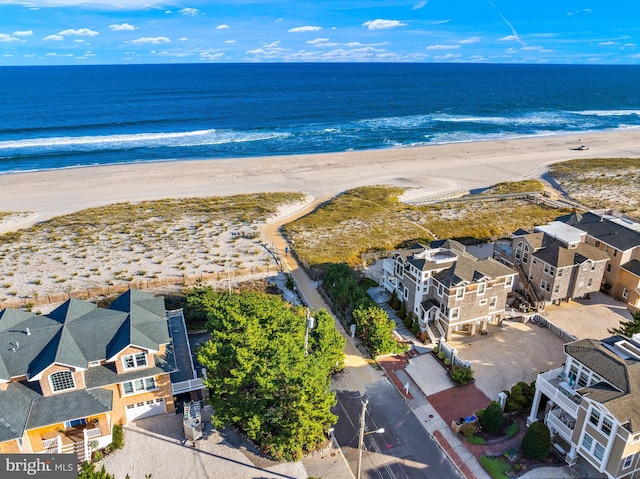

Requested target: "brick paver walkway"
[{"left": 428, "top": 383, "right": 491, "bottom": 425}]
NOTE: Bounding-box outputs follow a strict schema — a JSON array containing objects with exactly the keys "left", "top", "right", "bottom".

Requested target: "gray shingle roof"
[
  {"left": 558, "top": 211, "right": 640, "bottom": 252},
  {"left": 433, "top": 253, "right": 514, "bottom": 287},
  {"left": 622, "top": 260, "right": 640, "bottom": 278},
  {"left": 0, "top": 289, "right": 170, "bottom": 381},
  {"left": 531, "top": 235, "right": 609, "bottom": 268},
  {"left": 566, "top": 337, "right": 640, "bottom": 432}
]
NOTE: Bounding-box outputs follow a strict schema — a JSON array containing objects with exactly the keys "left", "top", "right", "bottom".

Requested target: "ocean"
[{"left": 0, "top": 62, "right": 639, "bottom": 174}]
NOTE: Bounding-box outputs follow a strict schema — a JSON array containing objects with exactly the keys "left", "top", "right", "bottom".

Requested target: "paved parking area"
[
  {"left": 449, "top": 320, "right": 566, "bottom": 401},
  {"left": 101, "top": 411, "right": 350, "bottom": 479},
  {"left": 542, "top": 292, "right": 632, "bottom": 340}
]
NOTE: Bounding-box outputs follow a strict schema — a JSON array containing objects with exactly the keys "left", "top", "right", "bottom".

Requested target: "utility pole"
[
  {"left": 356, "top": 399, "right": 368, "bottom": 479},
  {"left": 356, "top": 399, "right": 385, "bottom": 479}
]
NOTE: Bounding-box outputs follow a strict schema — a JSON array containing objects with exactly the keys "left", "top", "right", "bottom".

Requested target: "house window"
[
  {"left": 540, "top": 279, "right": 551, "bottom": 292},
  {"left": 403, "top": 287, "right": 408, "bottom": 300},
  {"left": 601, "top": 417, "right": 613, "bottom": 436},
  {"left": 438, "top": 283, "right": 444, "bottom": 297},
  {"left": 543, "top": 264, "right": 555, "bottom": 276},
  {"left": 505, "top": 276, "right": 513, "bottom": 288},
  {"left": 456, "top": 288, "right": 464, "bottom": 300},
  {"left": 121, "top": 377, "right": 157, "bottom": 396},
  {"left": 624, "top": 455, "right": 634, "bottom": 469},
  {"left": 589, "top": 409, "right": 601, "bottom": 426},
  {"left": 49, "top": 370, "right": 75, "bottom": 393},
  {"left": 582, "top": 262, "right": 590, "bottom": 271},
  {"left": 613, "top": 250, "right": 617, "bottom": 257},
  {"left": 489, "top": 297, "right": 497, "bottom": 309},
  {"left": 479, "top": 299, "right": 487, "bottom": 306},
  {"left": 557, "top": 269, "right": 563, "bottom": 278},
  {"left": 623, "top": 288, "right": 630, "bottom": 299},
  {"left": 532, "top": 259, "right": 537, "bottom": 265},
  {"left": 582, "top": 433, "right": 593, "bottom": 451},
  {"left": 477, "top": 283, "right": 486, "bottom": 296},
  {"left": 606, "top": 264, "right": 612, "bottom": 273},
  {"left": 522, "top": 252, "right": 529, "bottom": 263},
  {"left": 64, "top": 418, "right": 87, "bottom": 429},
  {"left": 577, "top": 371, "right": 589, "bottom": 388},
  {"left": 554, "top": 285, "right": 560, "bottom": 294},
  {"left": 451, "top": 308, "right": 460, "bottom": 320},
  {"left": 593, "top": 443, "right": 605, "bottom": 461},
  {"left": 594, "top": 240, "right": 601, "bottom": 248},
  {"left": 123, "top": 352, "right": 147, "bottom": 370}
]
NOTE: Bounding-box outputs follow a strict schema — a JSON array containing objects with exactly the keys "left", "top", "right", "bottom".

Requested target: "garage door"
[{"left": 125, "top": 398, "right": 167, "bottom": 422}]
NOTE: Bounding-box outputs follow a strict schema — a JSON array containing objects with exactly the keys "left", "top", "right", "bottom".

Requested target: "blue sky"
[{"left": 0, "top": 0, "right": 638, "bottom": 65}]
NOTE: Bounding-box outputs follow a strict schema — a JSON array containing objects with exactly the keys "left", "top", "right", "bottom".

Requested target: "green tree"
[
  {"left": 521, "top": 422, "right": 551, "bottom": 461},
  {"left": 78, "top": 463, "right": 115, "bottom": 479},
  {"left": 352, "top": 305, "right": 402, "bottom": 356},
  {"left": 505, "top": 381, "right": 536, "bottom": 413},
  {"left": 189, "top": 287, "right": 343, "bottom": 461},
  {"left": 480, "top": 401, "right": 504, "bottom": 435},
  {"left": 609, "top": 310, "right": 640, "bottom": 337}
]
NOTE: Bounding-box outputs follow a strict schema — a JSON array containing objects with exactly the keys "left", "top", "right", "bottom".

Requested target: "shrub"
[
  {"left": 438, "top": 351, "right": 446, "bottom": 360},
  {"left": 398, "top": 302, "right": 407, "bottom": 320},
  {"left": 444, "top": 358, "right": 451, "bottom": 366},
  {"left": 505, "top": 381, "right": 536, "bottom": 413},
  {"left": 111, "top": 424, "right": 124, "bottom": 450},
  {"left": 481, "top": 401, "right": 504, "bottom": 435},
  {"left": 432, "top": 346, "right": 439, "bottom": 354},
  {"left": 521, "top": 421, "right": 551, "bottom": 462},
  {"left": 505, "top": 422, "right": 520, "bottom": 438},
  {"left": 450, "top": 365, "right": 474, "bottom": 384},
  {"left": 460, "top": 423, "right": 476, "bottom": 437}
]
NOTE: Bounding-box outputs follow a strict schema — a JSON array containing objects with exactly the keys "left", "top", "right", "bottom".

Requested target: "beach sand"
[
  {"left": 1, "top": 129, "right": 640, "bottom": 306},
  {"left": 3, "top": 129, "right": 640, "bottom": 231}
]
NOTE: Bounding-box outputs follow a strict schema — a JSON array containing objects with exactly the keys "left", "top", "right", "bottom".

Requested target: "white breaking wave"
[
  {"left": 571, "top": 110, "right": 640, "bottom": 116},
  {"left": 0, "top": 129, "right": 290, "bottom": 151}
]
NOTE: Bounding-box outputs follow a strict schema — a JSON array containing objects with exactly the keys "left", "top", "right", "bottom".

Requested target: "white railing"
[
  {"left": 536, "top": 368, "right": 580, "bottom": 417},
  {"left": 172, "top": 378, "right": 205, "bottom": 394},
  {"left": 42, "top": 437, "right": 58, "bottom": 450},
  {"left": 86, "top": 427, "right": 102, "bottom": 439},
  {"left": 546, "top": 409, "right": 575, "bottom": 443}
]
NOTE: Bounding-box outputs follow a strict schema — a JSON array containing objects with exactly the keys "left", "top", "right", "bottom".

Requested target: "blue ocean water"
[{"left": 0, "top": 63, "right": 639, "bottom": 174}]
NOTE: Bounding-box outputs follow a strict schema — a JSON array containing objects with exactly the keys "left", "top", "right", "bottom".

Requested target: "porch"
[{"left": 41, "top": 416, "right": 112, "bottom": 462}]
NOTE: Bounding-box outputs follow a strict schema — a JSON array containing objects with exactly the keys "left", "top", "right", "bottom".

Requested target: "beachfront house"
[
  {"left": 0, "top": 289, "right": 202, "bottom": 461},
  {"left": 511, "top": 221, "right": 609, "bottom": 305},
  {"left": 529, "top": 334, "right": 640, "bottom": 478},
  {"left": 381, "top": 240, "right": 516, "bottom": 341},
  {"left": 558, "top": 211, "right": 640, "bottom": 313}
]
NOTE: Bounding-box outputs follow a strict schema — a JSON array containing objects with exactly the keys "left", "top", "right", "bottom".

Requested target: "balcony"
[
  {"left": 536, "top": 368, "right": 581, "bottom": 418},
  {"left": 40, "top": 418, "right": 112, "bottom": 462},
  {"left": 546, "top": 407, "right": 576, "bottom": 443}
]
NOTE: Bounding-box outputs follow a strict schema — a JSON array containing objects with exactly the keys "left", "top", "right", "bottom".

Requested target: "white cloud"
[
  {"left": 433, "top": 53, "right": 461, "bottom": 61},
  {"left": 58, "top": 28, "right": 99, "bottom": 36},
  {"left": 13, "top": 30, "right": 33, "bottom": 36},
  {"left": 263, "top": 40, "right": 280, "bottom": 49},
  {"left": 413, "top": 1, "right": 428, "bottom": 10},
  {"left": 179, "top": 7, "right": 199, "bottom": 16},
  {"left": 307, "top": 38, "right": 337, "bottom": 47},
  {"left": 623, "top": 43, "right": 636, "bottom": 48},
  {"left": 130, "top": 36, "right": 170, "bottom": 45},
  {"left": 200, "top": 51, "right": 225, "bottom": 60},
  {"left": 498, "top": 35, "right": 517, "bottom": 42},
  {"left": 427, "top": 19, "right": 451, "bottom": 25},
  {"left": 109, "top": 23, "right": 137, "bottom": 31},
  {"left": 459, "top": 36, "right": 481, "bottom": 44},
  {"left": 521, "top": 45, "right": 543, "bottom": 51},
  {"left": 44, "top": 34, "right": 64, "bottom": 41},
  {"left": 216, "top": 24, "right": 230, "bottom": 30},
  {"left": 0, "top": 0, "right": 169, "bottom": 6},
  {"left": 426, "top": 44, "right": 460, "bottom": 50},
  {"left": 224, "top": 39, "right": 236, "bottom": 44},
  {"left": 599, "top": 41, "right": 615, "bottom": 46},
  {"left": 362, "top": 19, "right": 407, "bottom": 31},
  {"left": 567, "top": 8, "right": 592, "bottom": 16},
  {"left": 288, "top": 26, "right": 322, "bottom": 33},
  {"left": 179, "top": 37, "right": 189, "bottom": 41},
  {"left": 0, "top": 33, "right": 20, "bottom": 42}
]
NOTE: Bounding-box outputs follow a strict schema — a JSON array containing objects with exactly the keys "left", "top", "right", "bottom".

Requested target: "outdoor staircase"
[
  {"left": 73, "top": 440, "right": 86, "bottom": 463},
  {"left": 427, "top": 321, "right": 440, "bottom": 343}
]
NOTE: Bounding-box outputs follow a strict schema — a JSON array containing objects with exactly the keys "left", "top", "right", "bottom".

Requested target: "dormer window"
[
  {"left": 50, "top": 370, "right": 75, "bottom": 393},
  {"left": 123, "top": 352, "right": 147, "bottom": 370},
  {"left": 477, "top": 283, "right": 486, "bottom": 296}
]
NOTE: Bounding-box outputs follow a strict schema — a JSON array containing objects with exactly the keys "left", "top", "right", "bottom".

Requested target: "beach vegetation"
[
  {"left": 521, "top": 421, "right": 551, "bottom": 461},
  {"left": 284, "top": 185, "right": 571, "bottom": 266},
  {"left": 549, "top": 158, "right": 640, "bottom": 217},
  {"left": 187, "top": 287, "right": 344, "bottom": 461}
]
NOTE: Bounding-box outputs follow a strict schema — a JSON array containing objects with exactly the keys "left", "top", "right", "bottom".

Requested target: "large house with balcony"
[
  {"left": 0, "top": 289, "right": 200, "bottom": 461},
  {"left": 511, "top": 221, "right": 609, "bottom": 306},
  {"left": 529, "top": 334, "right": 640, "bottom": 478},
  {"left": 381, "top": 240, "right": 516, "bottom": 341},
  {"left": 558, "top": 211, "right": 640, "bottom": 313}
]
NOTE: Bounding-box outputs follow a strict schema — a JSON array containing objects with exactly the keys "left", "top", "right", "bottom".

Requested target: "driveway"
[
  {"left": 448, "top": 320, "right": 566, "bottom": 400},
  {"left": 101, "top": 410, "right": 350, "bottom": 479},
  {"left": 542, "top": 292, "right": 632, "bottom": 340}
]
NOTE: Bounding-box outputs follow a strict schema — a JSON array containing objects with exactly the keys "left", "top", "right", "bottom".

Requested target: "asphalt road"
[{"left": 333, "top": 380, "right": 461, "bottom": 479}]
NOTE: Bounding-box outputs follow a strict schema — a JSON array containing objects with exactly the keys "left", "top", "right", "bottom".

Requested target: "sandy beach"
[
  {"left": 3, "top": 129, "right": 640, "bottom": 231},
  {"left": 1, "top": 129, "right": 640, "bottom": 307}
]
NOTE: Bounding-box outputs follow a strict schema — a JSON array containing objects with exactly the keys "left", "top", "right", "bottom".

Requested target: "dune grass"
[
  {"left": 479, "top": 179, "right": 545, "bottom": 195},
  {"left": 284, "top": 184, "right": 571, "bottom": 267},
  {"left": 549, "top": 158, "right": 640, "bottom": 217}
]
